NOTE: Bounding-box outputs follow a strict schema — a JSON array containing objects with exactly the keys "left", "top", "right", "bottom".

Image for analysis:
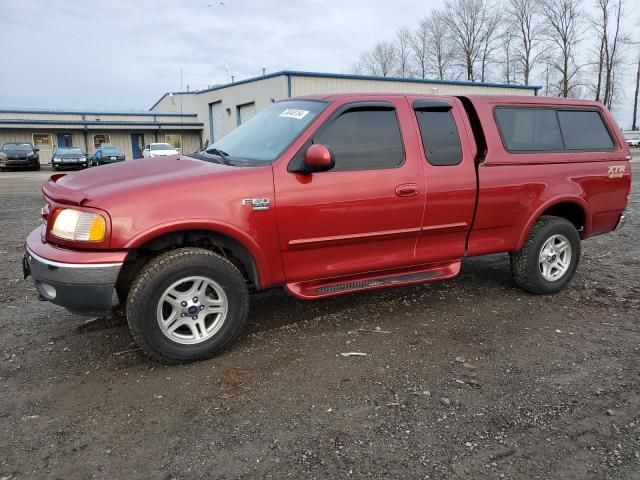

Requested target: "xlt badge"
[{"left": 242, "top": 198, "right": 270, "bottom": 211}]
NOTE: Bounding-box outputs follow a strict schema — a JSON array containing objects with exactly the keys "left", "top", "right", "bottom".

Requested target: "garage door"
[
  {"left": 237, "top": 102, "right": 256, "bottom": 126},
  {"left": 209, "top": 101, "right": 224, "bottom": 143}
]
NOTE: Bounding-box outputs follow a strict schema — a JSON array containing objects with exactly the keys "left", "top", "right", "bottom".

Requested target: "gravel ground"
[{"left": 0, "top": 162, "right": 639, "bottom": 480}]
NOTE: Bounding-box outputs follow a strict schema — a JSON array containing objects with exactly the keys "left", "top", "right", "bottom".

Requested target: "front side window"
[
  {"left": 557, "top": 110, "right": 614, "bottom": 150},
  {"left": 415, "top": 110, "right": 462, "bottom": 166},
  {"left": 314, "top": 107, "right": 404, "bottom": 171},
  {"left": 495, "top": 108, "right": 564, "bottom": 152}
]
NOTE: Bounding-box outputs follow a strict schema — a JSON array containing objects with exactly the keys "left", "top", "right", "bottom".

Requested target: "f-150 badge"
[
  {"left": 242, "top": 198, "right": 270, "bottom": 210},
  {"left": 608, "top": 165, "right": 625, "bottom": 179}
]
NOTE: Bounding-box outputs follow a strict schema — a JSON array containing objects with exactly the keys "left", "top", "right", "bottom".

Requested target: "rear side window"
[
  {"left": 494, "top": 108, "right": 564, "bottom": 152},
  {"left": 415, "top": 110, "right": 462, "bottom": 166},
  {"left": 557, "top": 110, "right": 614, "bottom": 150},
  {"left": 314, "top": 108, "right": 404, "bottom": 171}
]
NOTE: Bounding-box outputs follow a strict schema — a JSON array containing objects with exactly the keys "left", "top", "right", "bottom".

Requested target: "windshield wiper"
[{"left": 205, "top": 148, "right": 235, "bottom": 166}]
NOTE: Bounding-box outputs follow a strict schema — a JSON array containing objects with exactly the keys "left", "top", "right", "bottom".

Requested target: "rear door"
[
  {"left": 410, "top": 98, "right": 478, "bottom": 263},
  {"left": 274, "top": 97, "right": 426, "bottom": 282}
]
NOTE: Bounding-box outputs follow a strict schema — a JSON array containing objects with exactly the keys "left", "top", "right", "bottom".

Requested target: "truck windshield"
[{"left": 208, "top": 100, "right": 327, "bottom": 164}]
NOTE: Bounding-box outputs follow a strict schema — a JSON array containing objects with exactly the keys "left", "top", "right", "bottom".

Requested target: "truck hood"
[{"left": 43, "top": 155, "right": 235, "bottom": 205}]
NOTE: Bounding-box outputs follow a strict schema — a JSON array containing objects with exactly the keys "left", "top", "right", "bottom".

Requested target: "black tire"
[
  {"left": 126, "top": 248, "right": 250, "bottom": 364},
  {"left": 33, "top": 162, "right": 40, "bottom": 171},
  {"left": 510, "top": 215, "right": 581, "bottom": 295}
]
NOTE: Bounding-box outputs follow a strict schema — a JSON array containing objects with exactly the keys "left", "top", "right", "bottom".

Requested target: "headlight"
[
  {"left": 53, "top": 157, "right": 61, "bottom": 162},
  {"left": 52, "top": 209, "right": 106, "bottom": 242}
]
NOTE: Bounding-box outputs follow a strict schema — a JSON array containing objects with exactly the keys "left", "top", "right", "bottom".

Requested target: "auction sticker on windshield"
[{"left": 279, "top": 109, "right": 309, "bottom": 120}]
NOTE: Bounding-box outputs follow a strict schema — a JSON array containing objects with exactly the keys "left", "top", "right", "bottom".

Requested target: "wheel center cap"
[{"left": 187, "top": 305, "right": 199, "bottom": 315}]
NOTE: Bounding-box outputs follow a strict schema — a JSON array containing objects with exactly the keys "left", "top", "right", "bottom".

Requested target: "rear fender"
[{"left": 516, "top": 197, "right": 591, "bottom": 251}]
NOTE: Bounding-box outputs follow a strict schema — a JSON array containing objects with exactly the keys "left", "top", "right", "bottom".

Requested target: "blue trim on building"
[
  {"left": 0, "top": 119, "right": 203, "bottom": 128},
  {"left": 0, "top": 108, "right": 197, "bottom": 117},
  {"left": 149, "top": 70, "right": 542, "bottom": 110}
]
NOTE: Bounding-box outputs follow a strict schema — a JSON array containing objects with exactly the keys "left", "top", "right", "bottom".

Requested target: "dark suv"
[{"left": 0, "top": 142, "right": 40, "bottom": 171}]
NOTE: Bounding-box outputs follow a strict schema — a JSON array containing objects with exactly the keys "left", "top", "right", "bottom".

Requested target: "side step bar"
[{"left": 285, "top": 260, "right": 461, "bottom": 299}]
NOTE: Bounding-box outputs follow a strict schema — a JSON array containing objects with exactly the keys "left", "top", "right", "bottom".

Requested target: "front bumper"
[
  {"left": 24, "top": 229, "right": 126, "bottom": 315},
  {"left": 1, "top": 158, "right": 37, "bottom": 168},
  {"left": 52, "top": 159, "right": 87, "bottom": 168}
]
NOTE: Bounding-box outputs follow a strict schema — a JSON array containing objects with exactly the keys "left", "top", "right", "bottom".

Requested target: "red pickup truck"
[{"left": 24, "top": 94, "right": 631, "bottom": 363}]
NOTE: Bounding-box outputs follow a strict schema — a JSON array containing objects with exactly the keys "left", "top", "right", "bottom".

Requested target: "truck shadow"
[{"left": 246, "top": 254, "right": 514, "bottom": 334}]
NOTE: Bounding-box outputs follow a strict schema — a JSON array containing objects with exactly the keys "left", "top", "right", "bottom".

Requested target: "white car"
[
  {"left": 142, "top": 143, "right": 179, "bottom": 158},
  {"left": 625, "top": 136, "right": 640, "bottom": 148}
]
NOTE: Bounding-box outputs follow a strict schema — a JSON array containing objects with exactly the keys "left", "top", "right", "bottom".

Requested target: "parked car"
[
  {"left": 90, "top": 146, "right": 125, "bottom": 166},
  {"left": 51, "top": 147, "right": 88, "bottom": 170},
  {"left": 24, "top": 95, "right": 631, "bottom": 363},
  {"left": 142, "top": 143, "right": 179, "bottom": 158},
  {"left": 625, "top": 135, "right": 640, "bottom": 148},
  {"left": 0, "top": 142, "right": 40, "bottom": 171}
]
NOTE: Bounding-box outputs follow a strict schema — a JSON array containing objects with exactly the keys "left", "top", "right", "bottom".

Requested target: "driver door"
[{"left": 274, "top": 98, "right": 426, "bottom": 283}]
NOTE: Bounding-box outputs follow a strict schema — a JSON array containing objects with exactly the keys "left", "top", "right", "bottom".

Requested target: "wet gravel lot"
[{"left": 1, "top": 162, "right": 639, "bottom": 479}]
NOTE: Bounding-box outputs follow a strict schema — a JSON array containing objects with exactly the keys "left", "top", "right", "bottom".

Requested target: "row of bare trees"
[{"left": 352, "top": 0, "right": 639, "bottom": 126}]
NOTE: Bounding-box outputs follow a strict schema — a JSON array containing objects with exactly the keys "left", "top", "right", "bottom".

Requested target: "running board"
[{"left": 285, "top": 260, "right": 461, "bottom": 299}]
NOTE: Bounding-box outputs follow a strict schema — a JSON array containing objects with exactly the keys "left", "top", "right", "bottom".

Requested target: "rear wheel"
[
  {"left": 126, "top": 248, "right": 250, "bottom": 363},
  {"left": 510, "top": 215, "right": 581, "bottom": 295}
]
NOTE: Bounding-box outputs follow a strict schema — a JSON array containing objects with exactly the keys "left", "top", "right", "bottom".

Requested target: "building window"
[
  {"left": 165, "top": 133, "right": 182, "bottom": 149},
  {"left": 32, "top": 133, "right": 52, "bottom": 149},
  {"left": 93, "top": 134, "right": 111, "bottom": 148}
]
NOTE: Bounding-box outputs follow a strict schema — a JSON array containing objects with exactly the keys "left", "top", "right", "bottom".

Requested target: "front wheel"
[
  {"left": 510, "top": 215, "right": 581, "bottom": 295},
  {"left": 126, "top": 248, "right": 250, "bottom": 363}
]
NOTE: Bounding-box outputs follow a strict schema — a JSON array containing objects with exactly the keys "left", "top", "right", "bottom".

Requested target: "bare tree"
[
  {"left": 443, "top": 0, "right": 496, "bottom": 81},
  {"left": 410, "top": 18, "right": 430, "bottom": 78},
  {"left": 540, "top": 0, "right": 583, "bottom": 97},
  {"left": 506, "top": 0, "right": 543, "bottom": 85},
  {"left": 591, "top": 0, "right": 628, "bottom": 108},
  {"left": 355, "top": 41, "right": 398, "bottom": 77},
  {"left": 478, "top": 7, "right": 502, "bottom": 81},
  {"left": 394, "top": 28, "right": 414, "bottom": 78},
  {"left": 500, "top": 30, "right": 520, "bottom": 83},
  {"left": 426, "top": 10, "right": 454, "bottom": 80}
]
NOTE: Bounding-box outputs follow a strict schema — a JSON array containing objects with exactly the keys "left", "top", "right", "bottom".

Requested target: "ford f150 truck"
[{"left": 24, "top": 94, "right": 631, "bottom": 363}]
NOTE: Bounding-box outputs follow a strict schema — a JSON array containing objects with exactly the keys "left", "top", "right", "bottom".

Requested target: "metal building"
[
  {"left": 150, "top": 70, "right": 541, "bottom": 145},
  {"left": 0, "top": 109, "right": 203, "bottom": 163}
]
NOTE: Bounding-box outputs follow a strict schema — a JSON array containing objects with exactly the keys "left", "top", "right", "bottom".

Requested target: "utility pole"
[{"left": 633, "top": 49, "right": 639, "bottom": 131}]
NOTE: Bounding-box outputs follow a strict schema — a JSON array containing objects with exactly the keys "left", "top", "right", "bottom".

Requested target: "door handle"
[{"left": 395, "top": 183, "right": 419, "bottom": 197}]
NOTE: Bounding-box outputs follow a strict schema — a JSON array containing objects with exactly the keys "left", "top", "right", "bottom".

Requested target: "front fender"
[{"left": 123, "top": 219, "right": 272, "bottom": 288}]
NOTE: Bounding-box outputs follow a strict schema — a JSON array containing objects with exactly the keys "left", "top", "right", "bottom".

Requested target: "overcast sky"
[{"left": 0, "top": 0, "right": 637, "bottom": 126}]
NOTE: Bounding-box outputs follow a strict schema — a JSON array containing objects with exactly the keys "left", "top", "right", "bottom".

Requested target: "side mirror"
[
  {"left": 34, "top": 148, "right": 40, "bottom": 152},
  {"left": 303, "top": 144, "right": 334, "bottom": 173}
]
